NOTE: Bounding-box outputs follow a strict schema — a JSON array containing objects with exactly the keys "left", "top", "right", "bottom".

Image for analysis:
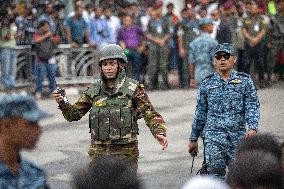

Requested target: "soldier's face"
[
  {"left": 214, "top": 52, "right": 237, "bottom": 72},
  {"left": 101, "top": 59, "right": 119, "bottom": 79}
]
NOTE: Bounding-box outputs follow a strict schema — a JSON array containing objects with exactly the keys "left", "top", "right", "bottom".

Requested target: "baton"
[{"left": 190, "top": 151, "right": 197, "bottom": 176}]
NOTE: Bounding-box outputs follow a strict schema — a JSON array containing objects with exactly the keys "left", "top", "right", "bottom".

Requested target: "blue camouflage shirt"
[
  {"left": 188, "top": 33, "right": 218, "bottom": 84},
  {"left": 0, "top": 159, "right": 48, "bottom": 189},
  {"left": 190, "top": 70, "right": 260, "bottom": 144}
]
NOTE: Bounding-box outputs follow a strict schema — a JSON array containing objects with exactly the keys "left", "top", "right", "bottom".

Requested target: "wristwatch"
[{"left": 190, "top": 138, "right": 198, "bottom": 142}]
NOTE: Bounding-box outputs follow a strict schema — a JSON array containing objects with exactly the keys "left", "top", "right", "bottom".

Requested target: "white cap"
[{"left": 181, "top": 176, "right": 230, "bottom": 189}]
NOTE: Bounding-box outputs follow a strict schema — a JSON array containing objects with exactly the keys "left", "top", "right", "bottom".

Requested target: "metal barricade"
[{"left": 13, "top": 44, "right": 100, "bottom": 89}]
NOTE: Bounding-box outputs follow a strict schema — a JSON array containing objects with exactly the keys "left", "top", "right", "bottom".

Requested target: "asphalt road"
[{"left": 22, "top": 82, "right": 284, "bottom": 189}]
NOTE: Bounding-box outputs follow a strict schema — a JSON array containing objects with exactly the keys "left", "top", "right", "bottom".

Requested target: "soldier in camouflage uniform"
[
  {"left": 242, "top": 1, "right": 267, "bottom": 88},
  {"left": 188, "top": 18, "right": 218, "bottom": 87},
  {"left": 146, "top": 3, "right": 170, "bottom": 90},
  {"left": 53, "top": 44, "right": 168, "bottom": 168},
  {"left": 177, "top": 8, "right": 199, "bottom": 88},
  {"left": 188, "top": 43, "right": 260, "bottom": 179}
]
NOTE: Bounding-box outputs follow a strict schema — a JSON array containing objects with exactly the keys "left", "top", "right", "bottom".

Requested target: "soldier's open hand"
[{"left": 155, "top": 134, "right": 168, "bottom": 150}]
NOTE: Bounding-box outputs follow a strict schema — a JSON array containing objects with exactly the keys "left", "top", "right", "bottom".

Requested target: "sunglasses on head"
[{"left": 215, "top": 53, "right": 231, "bottom": 60}]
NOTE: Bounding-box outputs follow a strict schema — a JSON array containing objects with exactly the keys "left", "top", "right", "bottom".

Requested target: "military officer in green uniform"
[
  {"left": 177, "top": 8, "right": 199, "bottom": 88},
  {"left": 146, "top": 2, "right": 171, "bottom": 90},
  {"left": 52, "top": 44, "right": 168, "bottom": 168},
  {"left": 242, "top": 1, "right": 267, "bottom": 88}
]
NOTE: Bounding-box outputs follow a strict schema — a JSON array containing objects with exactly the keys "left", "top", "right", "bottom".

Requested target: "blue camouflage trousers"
[{"left": 204, "top": 131, "right": 244, "bottom": 179}]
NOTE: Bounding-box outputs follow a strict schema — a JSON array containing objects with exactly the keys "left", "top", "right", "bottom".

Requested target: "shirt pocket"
[
  {"left": 207, "top": 85, "right": 223, "bottom": 113},
  {"left": 226, "top": 84, "right": 245, "bottom": 113}
]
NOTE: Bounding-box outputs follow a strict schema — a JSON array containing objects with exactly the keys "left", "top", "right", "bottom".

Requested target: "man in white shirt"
[{"left": 104, "top": 6, "right": 121, "bottom": 43}]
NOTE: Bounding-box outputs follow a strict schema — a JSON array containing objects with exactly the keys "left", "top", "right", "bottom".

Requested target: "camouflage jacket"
[
  {"left": 59, "top": 71, "right": 167, "bottom": 145},
  {"left": 190, "top": 70, "right": 260, "bottom": 144}
]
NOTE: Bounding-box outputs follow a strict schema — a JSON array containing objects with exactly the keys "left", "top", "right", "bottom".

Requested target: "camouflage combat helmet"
[{"left": 98, "top": 44, "right": 128, "bottom": 64}]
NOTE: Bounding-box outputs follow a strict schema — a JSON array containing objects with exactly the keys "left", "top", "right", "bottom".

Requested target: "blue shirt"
[
  {"left": 190, "top": 70, "right": 260, "bottom": 144},
  {"left": 188, "top": 33, "right": 218, "bottom": 84},
  {"left": 65, "top": 16, "right": 88, "bottom": 44},
  {"left": 89, "top": 17, "right": 113, "bottom": 49},
  {"left": 0, "top": 159, "right": 48, "bottom": 189}
]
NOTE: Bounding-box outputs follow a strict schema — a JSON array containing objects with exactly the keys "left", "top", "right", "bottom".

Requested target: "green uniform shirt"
[
  {"left": 147, "top": 16, "right": 170, "bottom": 39},
  {"left": 242, "top": 15, "right": 266, "bottom": 39}
]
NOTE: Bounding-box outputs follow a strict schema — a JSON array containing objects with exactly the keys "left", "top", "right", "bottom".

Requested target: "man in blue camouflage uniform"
[
  {"left": 0, "top": 94, "right": 51, "bottom": 189},
  {"left": 188, "top": 43, "right": 260, "bottom": 179},
  {"left": 188, "top": 18, "right": 218, "bottom": 88}
]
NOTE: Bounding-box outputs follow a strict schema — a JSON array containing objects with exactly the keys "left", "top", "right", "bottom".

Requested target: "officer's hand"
[
  {"left": 245, "top": 130, "right": 257, "bottom": 139},
  {"left": 52, "top": 90, "right": 64, "bottom": 104},
  {"left": 188, "top": 141, "right": 198, "bottom": 157},
  {"left": 155, "top": 134, "right": 168, "bottom": 150}
]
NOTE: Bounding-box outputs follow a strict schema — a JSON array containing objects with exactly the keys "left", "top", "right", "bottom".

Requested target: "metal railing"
[{"left": 14, "top": 44, "right": 100, "bottom": 88}]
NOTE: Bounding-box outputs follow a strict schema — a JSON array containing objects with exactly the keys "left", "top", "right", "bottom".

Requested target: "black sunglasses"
[{"left": 215, "top": 53, "right": 231, "bottom": 60}]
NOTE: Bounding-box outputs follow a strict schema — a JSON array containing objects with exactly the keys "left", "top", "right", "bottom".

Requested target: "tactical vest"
[{"left": 85, "top": 76, "right": 139, "bottom": 141}]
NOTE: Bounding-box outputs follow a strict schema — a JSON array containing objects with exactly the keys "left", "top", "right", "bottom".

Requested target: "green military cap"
[
  {"left": 214, "top": 43, "right": 235, "bottom": 54},
  {"left": 198, "top": 17, "right": 213, "bottom": 27}
]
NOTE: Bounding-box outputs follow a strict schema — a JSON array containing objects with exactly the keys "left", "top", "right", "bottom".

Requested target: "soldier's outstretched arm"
[
  {"left": 53, "top": 90, "right": 92, "bottom": 122},
  {"left": 133, "top": 84, "right": 168, "bottom": 149}
]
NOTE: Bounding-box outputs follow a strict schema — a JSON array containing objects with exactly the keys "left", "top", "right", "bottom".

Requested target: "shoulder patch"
[
  {"left": 128, "top": 82, "right": 137, "bottom": 91},
  {"left": 125, "top": 77, "right": 139, "bottom": 86},
  {"left": 120, "top": 77, "right": 139, "bottom": 97},
  {"left": 202, "top": 74, "right": 215, "bottom": 82},
  {"left": 237, "top": 72, "right": 250, "bottom": 77}
]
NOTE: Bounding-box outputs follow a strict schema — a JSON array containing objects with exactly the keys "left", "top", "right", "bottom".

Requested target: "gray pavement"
[{"left": 22, "top": 82, "right": 284, "bottom": 189}]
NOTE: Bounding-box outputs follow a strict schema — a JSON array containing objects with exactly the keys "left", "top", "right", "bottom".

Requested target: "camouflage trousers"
[
  {"left": 147, "top": 43, "right": 169, "bottom": 89},
  {"left": 88, "top": 142, "right": 139, "bottom": 170}
]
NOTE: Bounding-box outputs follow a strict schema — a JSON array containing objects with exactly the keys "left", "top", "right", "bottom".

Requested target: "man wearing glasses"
[
  {"left": 188, "top": 43, "right": 260, "bottom": 179},
  {"left": 53, "top": 44, "right": 168, "bottom": 169}
]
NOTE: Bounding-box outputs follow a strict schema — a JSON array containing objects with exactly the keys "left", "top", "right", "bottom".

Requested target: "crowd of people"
[{"left": 1, "top": 0, "right": 284, "bottom": 94}]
